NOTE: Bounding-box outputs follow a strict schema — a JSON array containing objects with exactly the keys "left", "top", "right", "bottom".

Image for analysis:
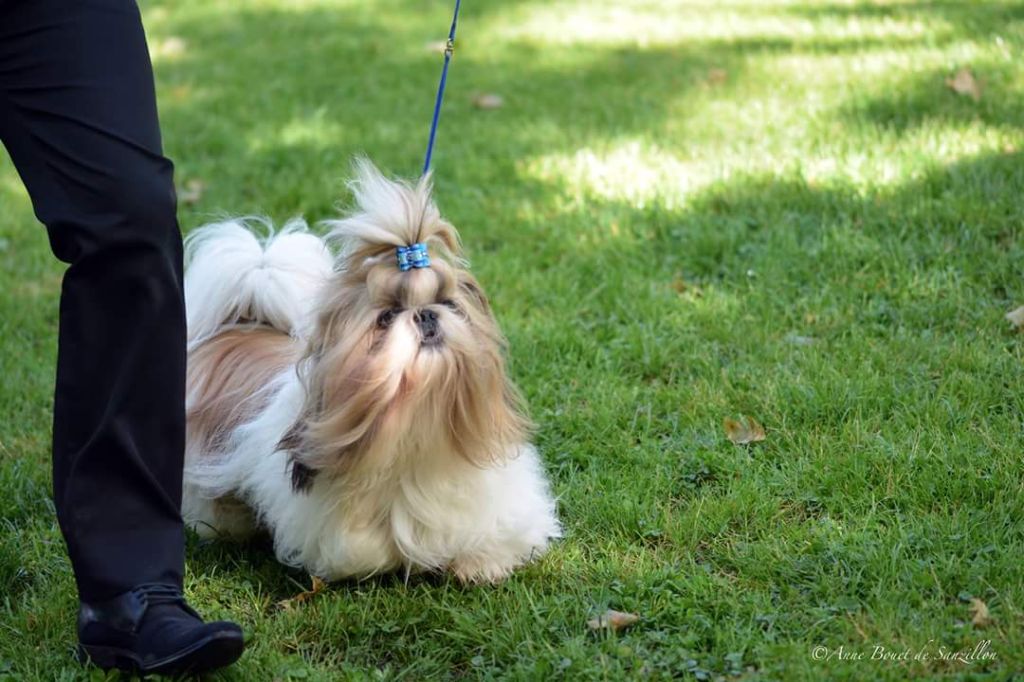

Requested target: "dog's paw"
[{"left": 450, "top": 555, "right": 514, "bottom": 585}]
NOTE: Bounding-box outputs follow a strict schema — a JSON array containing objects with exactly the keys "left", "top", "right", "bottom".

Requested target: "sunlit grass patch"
[
  {"left": 248, "top": 110, "right": 352, "bottom": 152},
  {"left": 481, "top": 0, "right": 941, "bottom": 49},
  {"left": 522, "top": 142, "right": 699, "bottom": 209}
]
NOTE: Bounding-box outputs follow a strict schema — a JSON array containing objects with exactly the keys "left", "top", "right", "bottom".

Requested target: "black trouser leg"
[{"left": 0, "top": 0, "right": 186, "bottom": 602}]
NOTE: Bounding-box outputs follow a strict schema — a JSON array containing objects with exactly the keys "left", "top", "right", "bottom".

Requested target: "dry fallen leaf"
[
  {"left": 1006, "top": 305, "right": 1024, "bottom": 329},
  {"left": 169, "top": 84, "right": 193, "bottom": 103},
  {"left": 472, "top": 93, "right": 504, "bottom": 110},
  {"left": 970, "top": 598, "right": 991, "bottom": 627},
  {"left": 671, "top": 274, "right": 703, "bottom": 298},
  {"left": 587, "top": 609, "right": 640, "bottom": 632},
  {"left": 946, "top": 68, "right": 981, "bottom": 101},
  {"left": 178, "top": 179, "right": 205, "bottom": 205},
  {"left": 723, "top": 416, "right": 766, "bottom": 445},
  {"left": 277, "top": 575, "right": 327, "bottom": 610},
  {"left": 707, "top": 67, "right": 728, "bottom": 86}
]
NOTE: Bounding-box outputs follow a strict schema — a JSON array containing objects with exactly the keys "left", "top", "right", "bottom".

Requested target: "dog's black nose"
[{"left": 415, "top": 308, "right": 441, "bottom": 345}]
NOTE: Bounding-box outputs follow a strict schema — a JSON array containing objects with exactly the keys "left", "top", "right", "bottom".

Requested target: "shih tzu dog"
[{"left": 181, "top": 161, "right": 560, "bottom": 583}]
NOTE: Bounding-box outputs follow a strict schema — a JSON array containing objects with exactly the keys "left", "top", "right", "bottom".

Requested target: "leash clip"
[{"left": 444, "top": 38, "right": 455, "bottom": 57}]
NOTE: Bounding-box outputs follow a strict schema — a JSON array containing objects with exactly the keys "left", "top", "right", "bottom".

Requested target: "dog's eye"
[
  {"left": 376, "top": 308, "right": 401, "bottom": 329},
  {"left": 441, "top": 299, "right": 460, "bottom": 312}
]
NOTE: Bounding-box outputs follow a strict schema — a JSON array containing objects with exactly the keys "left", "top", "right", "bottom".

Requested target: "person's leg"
[
  {"left": 0, "top": 0, "right": 242, "bottom": 673},
  {"left": 0, "top": 0, "right": 185, "bottom": 603}
]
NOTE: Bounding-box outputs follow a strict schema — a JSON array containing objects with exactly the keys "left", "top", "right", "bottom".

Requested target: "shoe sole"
[{"left": 79, "top": 629, "right": 245, "bottom": 675}]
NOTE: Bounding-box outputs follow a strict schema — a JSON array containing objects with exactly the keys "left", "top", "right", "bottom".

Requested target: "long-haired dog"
[{"left": 181, "top": 161, "right": 560, "bottom": 583}]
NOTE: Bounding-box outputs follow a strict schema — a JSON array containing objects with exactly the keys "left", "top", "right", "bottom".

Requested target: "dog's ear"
[
  {"left": 276, "top": 420, "right": 304, "bottom": 451},
  {"left": 459, "top": 277, "right": 491, "bottom": 313},
  {"left": 289, "top": 458, "right": 317, "bottom": 493},
  {"left": 277, "top": 422, "right": 319, "bottom": 493}
]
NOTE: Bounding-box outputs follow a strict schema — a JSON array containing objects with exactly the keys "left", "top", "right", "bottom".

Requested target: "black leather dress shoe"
[{"left": 77, "top": 583, "right": 244, "bottom": 675}]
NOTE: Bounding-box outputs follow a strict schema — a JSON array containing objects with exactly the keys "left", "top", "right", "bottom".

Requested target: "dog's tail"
[{"left": 184, "top": 218, "right": 334, "bottom": 346}]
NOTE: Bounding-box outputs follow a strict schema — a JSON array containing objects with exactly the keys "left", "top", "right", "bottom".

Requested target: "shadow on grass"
[{"left": 185, "top": 529, "right": 481, "bottom": 607}]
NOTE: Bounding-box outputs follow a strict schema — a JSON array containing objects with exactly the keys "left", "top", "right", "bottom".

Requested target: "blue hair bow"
[{"left": 397, "top": 243, "right": 431, "bottom": 271}]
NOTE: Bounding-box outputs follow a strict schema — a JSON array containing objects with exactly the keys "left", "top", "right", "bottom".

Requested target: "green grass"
[{"left": 2, "top": 0, "right": 1024, "bottom": 679}]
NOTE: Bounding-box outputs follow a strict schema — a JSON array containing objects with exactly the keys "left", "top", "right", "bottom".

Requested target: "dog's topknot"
[{"left": 323, "top": 159, "right": 461, "bottom": 268}]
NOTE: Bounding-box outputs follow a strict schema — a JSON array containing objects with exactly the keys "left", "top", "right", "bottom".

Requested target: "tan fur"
[
  {"left": 187, "top": 326, "right": 301, "bottom": 456},
  {"left": 281, "top": 202, "right": 531, "bottom": 480}
]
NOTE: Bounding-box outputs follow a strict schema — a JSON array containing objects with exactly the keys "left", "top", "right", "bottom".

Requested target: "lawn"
[{"left": 2, "top": 0, "right": 1024, "bottom": 679}]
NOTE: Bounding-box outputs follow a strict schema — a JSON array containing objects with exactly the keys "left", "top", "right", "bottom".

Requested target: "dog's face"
[
  {"left": 282, "top": 167, "right": 530, "bottom": 486},
  {"left": 362, "top": 253, "right": 496, "bottom": 381}
]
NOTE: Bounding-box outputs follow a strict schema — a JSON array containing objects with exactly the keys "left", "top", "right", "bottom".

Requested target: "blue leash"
[{"left": 422, "top": 0, "right": 462, "bottom": 175}]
